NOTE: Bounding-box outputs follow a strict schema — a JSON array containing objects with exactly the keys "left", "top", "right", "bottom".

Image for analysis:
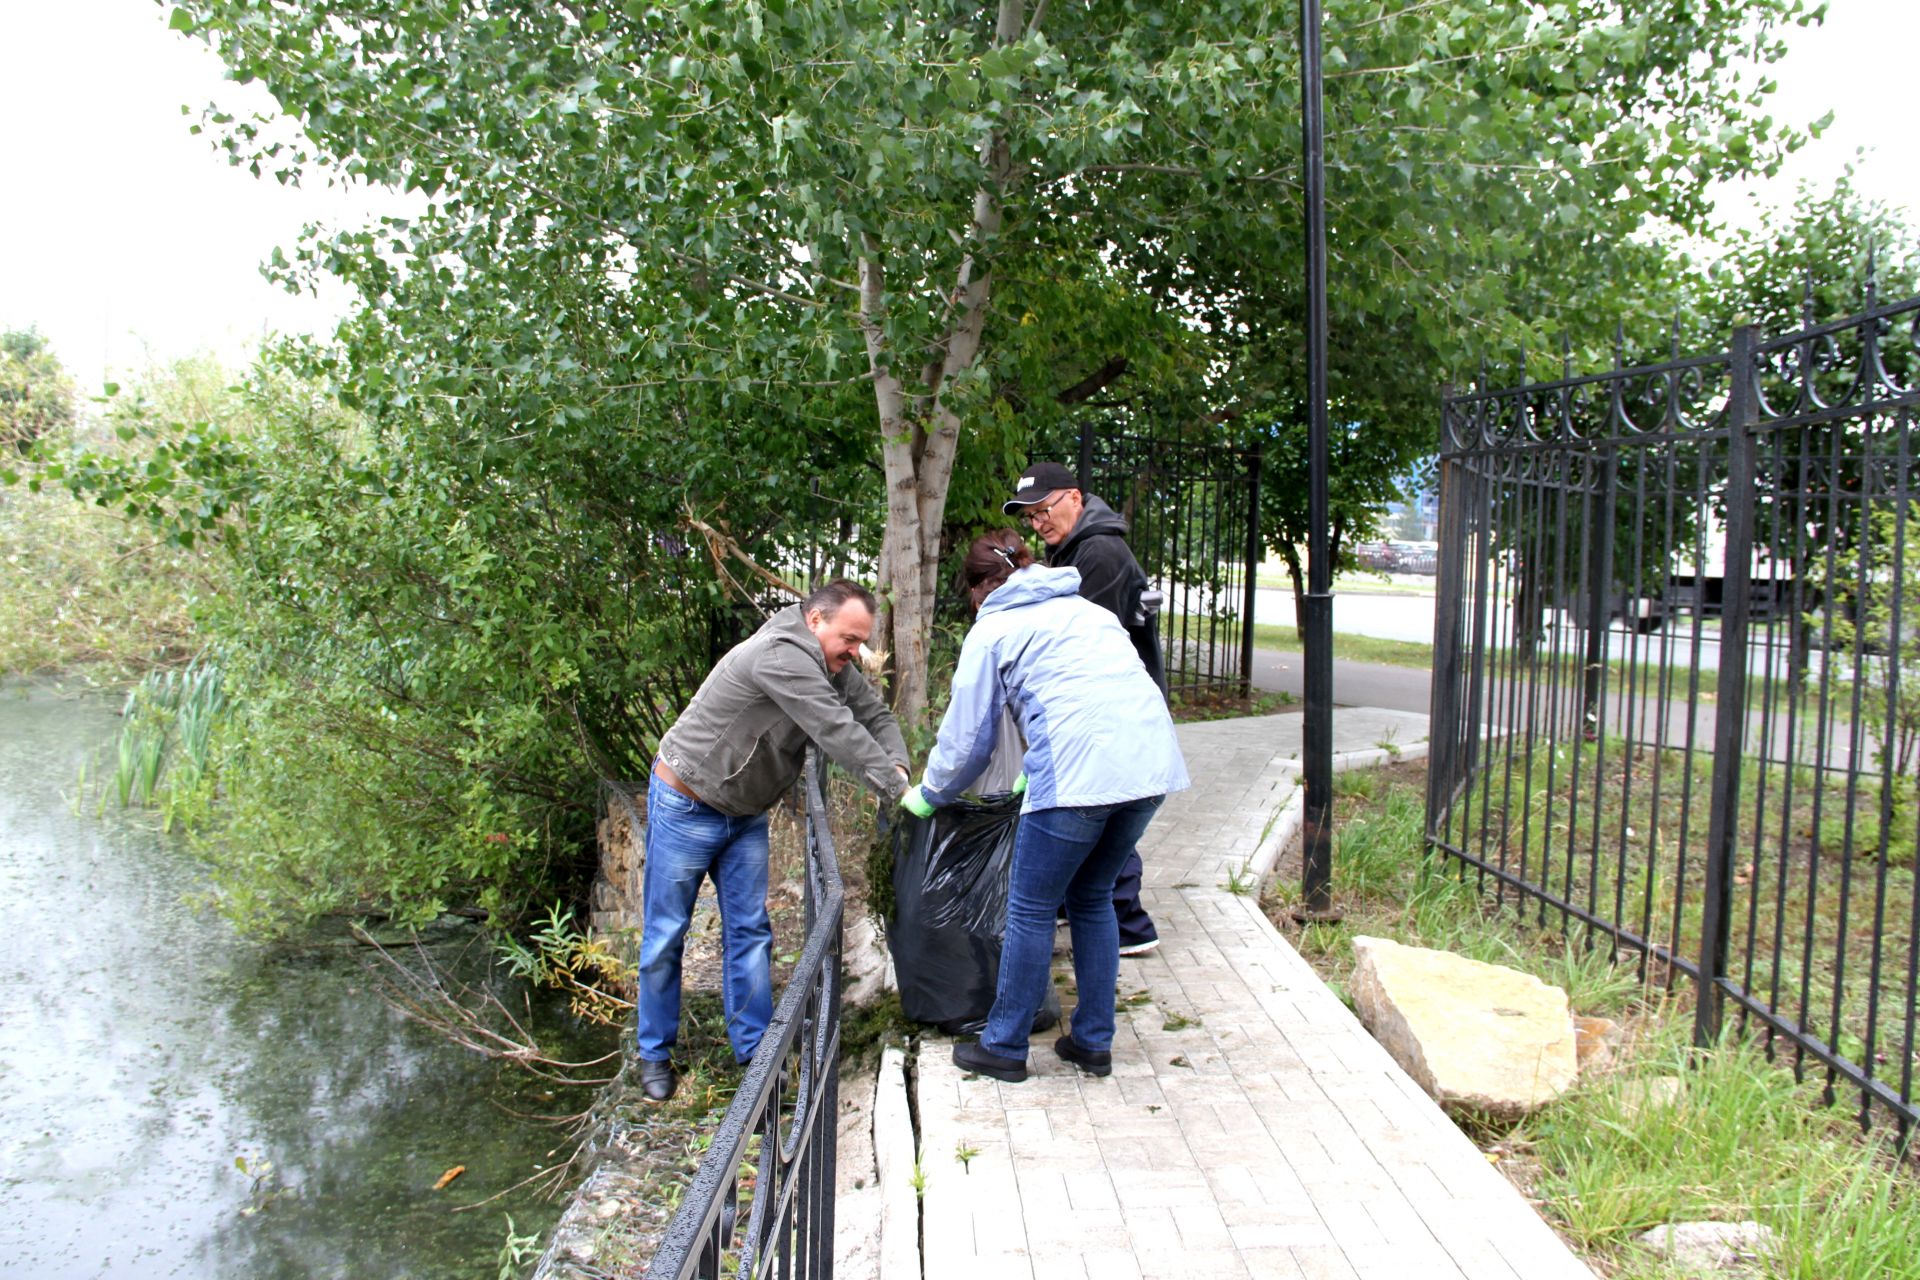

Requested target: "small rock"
[
  {"left": 1638, "top": 1220, "right": 1776, "bottom": 1272},
  {"left": 842, "top": 913, "right": 895, "bottom": 1007},
  {"left": 1574, "top": 1014, "right": 1623, "bottom": 1074},
  {"left": 1617, "top": 1075, "right": 1685, "bottom": 1118},
  {"left": 592, "top": 1198, "right": 622, "bottom": 1219}
]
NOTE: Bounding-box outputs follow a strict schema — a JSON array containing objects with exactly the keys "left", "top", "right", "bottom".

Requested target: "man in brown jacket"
[{"left": 637, "top": 580, "right": 908, "bottom": 1101}]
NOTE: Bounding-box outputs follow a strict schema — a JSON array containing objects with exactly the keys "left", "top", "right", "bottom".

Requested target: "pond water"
[{"left": 0, "top": 685, "right": 616, "bottom": 1278}]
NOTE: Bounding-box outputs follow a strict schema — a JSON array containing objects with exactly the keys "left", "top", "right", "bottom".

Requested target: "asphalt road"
[
  {"left": 1252, "top": 645, "right": 1865, "bottom": 771},
  {"left": 1254, "top": 583, "right": 1437, "bottom": 644},
  {"left": 1256, "top": 583, "right": 1814, "bottom": 681},
  {"left": 1249, "top": 647, "right": 1433, "bottom": 714}
]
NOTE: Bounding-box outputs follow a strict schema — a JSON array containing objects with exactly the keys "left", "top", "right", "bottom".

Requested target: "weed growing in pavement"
[{"left": 840, "top": 990, "right": 914, "bottom": 1068}]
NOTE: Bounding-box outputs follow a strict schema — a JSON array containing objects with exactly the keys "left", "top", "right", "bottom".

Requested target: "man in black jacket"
[{"left": 1003, "top": 460, "right": 1164, "bottom": 955}]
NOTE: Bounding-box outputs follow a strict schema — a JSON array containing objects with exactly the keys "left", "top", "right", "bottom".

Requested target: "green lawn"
[
  {"left": 1248, "top": 622, "right": 1435, "bottom": 669},
  {"left": 1255, "top": 570, "right": 1438, "bottom": 596}
]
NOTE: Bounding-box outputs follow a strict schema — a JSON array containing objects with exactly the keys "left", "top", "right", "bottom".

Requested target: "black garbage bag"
[{"left": 888, "top": 793, "right": 1061, "bottom": 1037}]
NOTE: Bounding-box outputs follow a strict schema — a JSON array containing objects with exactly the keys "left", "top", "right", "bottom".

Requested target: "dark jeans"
[
  {"left": 1112, "top": 851, "right": 1157, "bottom": 946},
  {"left": 981, "top": 795, "right": 1166, "bottom": 1060},
  {"left": 1058, "top": 851, "right": 1157, "bottom": 945}
]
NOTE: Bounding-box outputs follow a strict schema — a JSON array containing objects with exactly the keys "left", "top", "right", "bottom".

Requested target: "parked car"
[
  {"left": 1388, "top": 541, "right": 1439, "bottom": 575},
  {"left": 1350, "top": 541, "right": 1395, "bottom": 572}
]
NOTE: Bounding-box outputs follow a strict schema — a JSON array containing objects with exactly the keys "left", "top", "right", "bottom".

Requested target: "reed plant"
[{"left": 111, "top": 661, "right": 226, "bottom": 827}]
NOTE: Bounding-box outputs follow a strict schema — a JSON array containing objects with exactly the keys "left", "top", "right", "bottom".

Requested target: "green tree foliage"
[
  {"left": 1230, "top": 1, "right": 1825, "bottom": 603},
  {"left": 16, "top": 349, "right": 792, "bottom": 930},
  {"left": 1695, "top": 178, "right": 1920, "bottom": 565},
  {"left": 0, "top": 328, "right": 77, "bottom": 457},
  {"left": 1, "top": 0, "right": 1829, "bottom": 927},
  {"left": 1700, "top": 176, "right": 1920, "bottom": 341},
  {"left": 164, "top": 0, "right": 1824, "bottom": 720}
]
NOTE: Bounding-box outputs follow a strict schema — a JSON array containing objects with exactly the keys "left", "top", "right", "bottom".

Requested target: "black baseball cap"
[{"left": 1001, "top": 461, "right": 1079, "bottom": 514}]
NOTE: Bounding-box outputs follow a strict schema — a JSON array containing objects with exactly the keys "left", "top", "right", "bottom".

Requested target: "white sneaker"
[{"left": 1118, "top": 938, "right": 1161, "bottom": 958}]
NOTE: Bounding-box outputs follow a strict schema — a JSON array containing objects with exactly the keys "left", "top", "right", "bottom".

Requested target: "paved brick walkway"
[{"left": 913, "top": 711, "right": 1595, "bottom": 1280}]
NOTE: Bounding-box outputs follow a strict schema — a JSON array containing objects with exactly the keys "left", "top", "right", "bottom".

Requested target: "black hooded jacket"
[{"left": 1045, "top": 494, "right": 1168, "bottom": 693}]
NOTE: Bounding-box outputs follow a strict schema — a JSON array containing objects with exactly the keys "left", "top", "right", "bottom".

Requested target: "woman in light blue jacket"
[{"left": 903, "top": 529, "right": 1189, "bottom": 1082}]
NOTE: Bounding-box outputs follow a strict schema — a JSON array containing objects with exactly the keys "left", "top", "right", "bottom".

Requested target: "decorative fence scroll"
[{"left": 1430, "top": 283, "right": 1920, "bottom": 1140}]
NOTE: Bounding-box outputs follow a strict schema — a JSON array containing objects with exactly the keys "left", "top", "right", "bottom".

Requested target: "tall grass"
[
  {"left": 1529, "top": 1024, "right": 1920, "bottom": 1280},
  {"left": 0, "top": 476, "right": 210, "bottom": 681},
  {"left": 1297, "top": 773, "right": 1647, "bottom": 1016},
  {"left": 1276, "top": 764, "right": 1920, "bottom": 1280}
]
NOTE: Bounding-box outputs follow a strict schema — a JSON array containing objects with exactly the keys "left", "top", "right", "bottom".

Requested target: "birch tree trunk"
[{"left": 864, "top": 0, "right": 1023, "bottom": 728}]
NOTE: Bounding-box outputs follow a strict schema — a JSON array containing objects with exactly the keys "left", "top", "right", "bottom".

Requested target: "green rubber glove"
[
  {"left": 900, "top": 783, "right": 935, "bottom": 819},
  {"left": 1012, "top": 772, "right": 1028, "bottom": 795}
]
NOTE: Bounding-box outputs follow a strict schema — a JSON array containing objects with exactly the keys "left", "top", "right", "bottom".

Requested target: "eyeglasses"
[{"left": 1021, "top": 493, "right": 1067, "bottom": 526}]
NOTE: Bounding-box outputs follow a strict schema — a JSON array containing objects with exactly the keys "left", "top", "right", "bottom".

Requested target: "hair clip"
[{"left": 992, "top": 545, "right": 1019, "bottom": 567}]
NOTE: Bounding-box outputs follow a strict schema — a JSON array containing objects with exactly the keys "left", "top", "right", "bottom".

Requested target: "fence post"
[
  {"left": 1077, "top": 416, "right": 1095, "bottom": 491},
  {"left": 1428, "top": 390, "right": 1465, "bottom": 832},
  {"left": 1581, "top": 451, "right": 1618, "bottom": 737},
  {"left": 1240, "top": 443, "right": 1263, "bottom": 696},
  {"left": 1695, "top": 323, "right": 1760, "bottom": 1049}
]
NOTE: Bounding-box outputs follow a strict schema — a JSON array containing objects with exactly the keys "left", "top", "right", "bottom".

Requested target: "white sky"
[
  {"left": 1, "top": 0, "right": 1916, "bottom": 391},
  {"left": 1707, "top": 0, "right": 1920, "bottom": 235},
  {"left": 0, "top": 0, "right": 413, "bottom": 389}
]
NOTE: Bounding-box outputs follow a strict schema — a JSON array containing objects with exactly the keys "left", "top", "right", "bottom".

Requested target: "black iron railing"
[
  {"left": 1429, "top": 282, "right": 1920, "bottom": 1139},
  {"left": 646, "top": 753, "right": 843, "bottom": 1279},
  {"left": 1059, "top": 416, "right": 1263, "bottom": 700}
]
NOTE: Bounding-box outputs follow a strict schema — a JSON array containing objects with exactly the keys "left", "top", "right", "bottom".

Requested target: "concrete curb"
[
  {"left": 1245, "top": 738, "right": 1432, "bottom": 882},
  {"left": 870, "top": 1045, "right": 920, "bottom": 1280}
]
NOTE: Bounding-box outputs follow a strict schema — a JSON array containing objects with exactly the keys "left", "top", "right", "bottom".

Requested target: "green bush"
[{"left": 11, "top": 345, "right": 874, "bottom": 932}]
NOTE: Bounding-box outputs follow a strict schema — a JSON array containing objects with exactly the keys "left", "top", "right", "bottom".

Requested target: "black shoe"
[
  {"left": 639, "top": 1058, "right": 678, "bottom": 1102},
  {"left": 952, "top": 1039, "right": 1028, "bottom": 1083},
  {"left": 1053, "top": 1034, "right": 1113, "bottom": 1077}
]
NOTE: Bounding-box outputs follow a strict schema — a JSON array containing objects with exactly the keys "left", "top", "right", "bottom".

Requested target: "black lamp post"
[{"left": 1296, "top": 0, "right": 1337, "bottom": 921}]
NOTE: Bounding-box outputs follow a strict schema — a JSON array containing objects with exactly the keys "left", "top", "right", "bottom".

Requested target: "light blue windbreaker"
[{"left": 920, "top": 565, "right": 1190, "bottom": 813}]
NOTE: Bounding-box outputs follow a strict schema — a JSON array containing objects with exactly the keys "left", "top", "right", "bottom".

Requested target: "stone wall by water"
[{"left": 590, "top": 779, "right": 646, "bottom": 938}]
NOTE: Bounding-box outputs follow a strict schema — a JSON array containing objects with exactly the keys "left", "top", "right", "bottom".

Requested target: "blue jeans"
[
  {"left": 980, "top": 795, "right": 1166, "bottom": 1061},
  {"left": 635, "top": 771, "right": 773, "bottom": 1065}
]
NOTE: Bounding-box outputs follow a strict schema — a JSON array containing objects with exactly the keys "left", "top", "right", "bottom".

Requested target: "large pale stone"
[{"left": 1349, "top": 936, "right": 1578, "bottom": 1119}]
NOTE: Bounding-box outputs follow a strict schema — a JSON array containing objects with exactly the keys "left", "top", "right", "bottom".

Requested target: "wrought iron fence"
[
  {"left": 647, "top": 752, "right": 843, "bottom": 1278},
  {"left": 1064, "top": 416, "right": 1263, "bottom": 700},
  {"left": 1428, "top": 285, "right": 1920, "bottom": 1139}
]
